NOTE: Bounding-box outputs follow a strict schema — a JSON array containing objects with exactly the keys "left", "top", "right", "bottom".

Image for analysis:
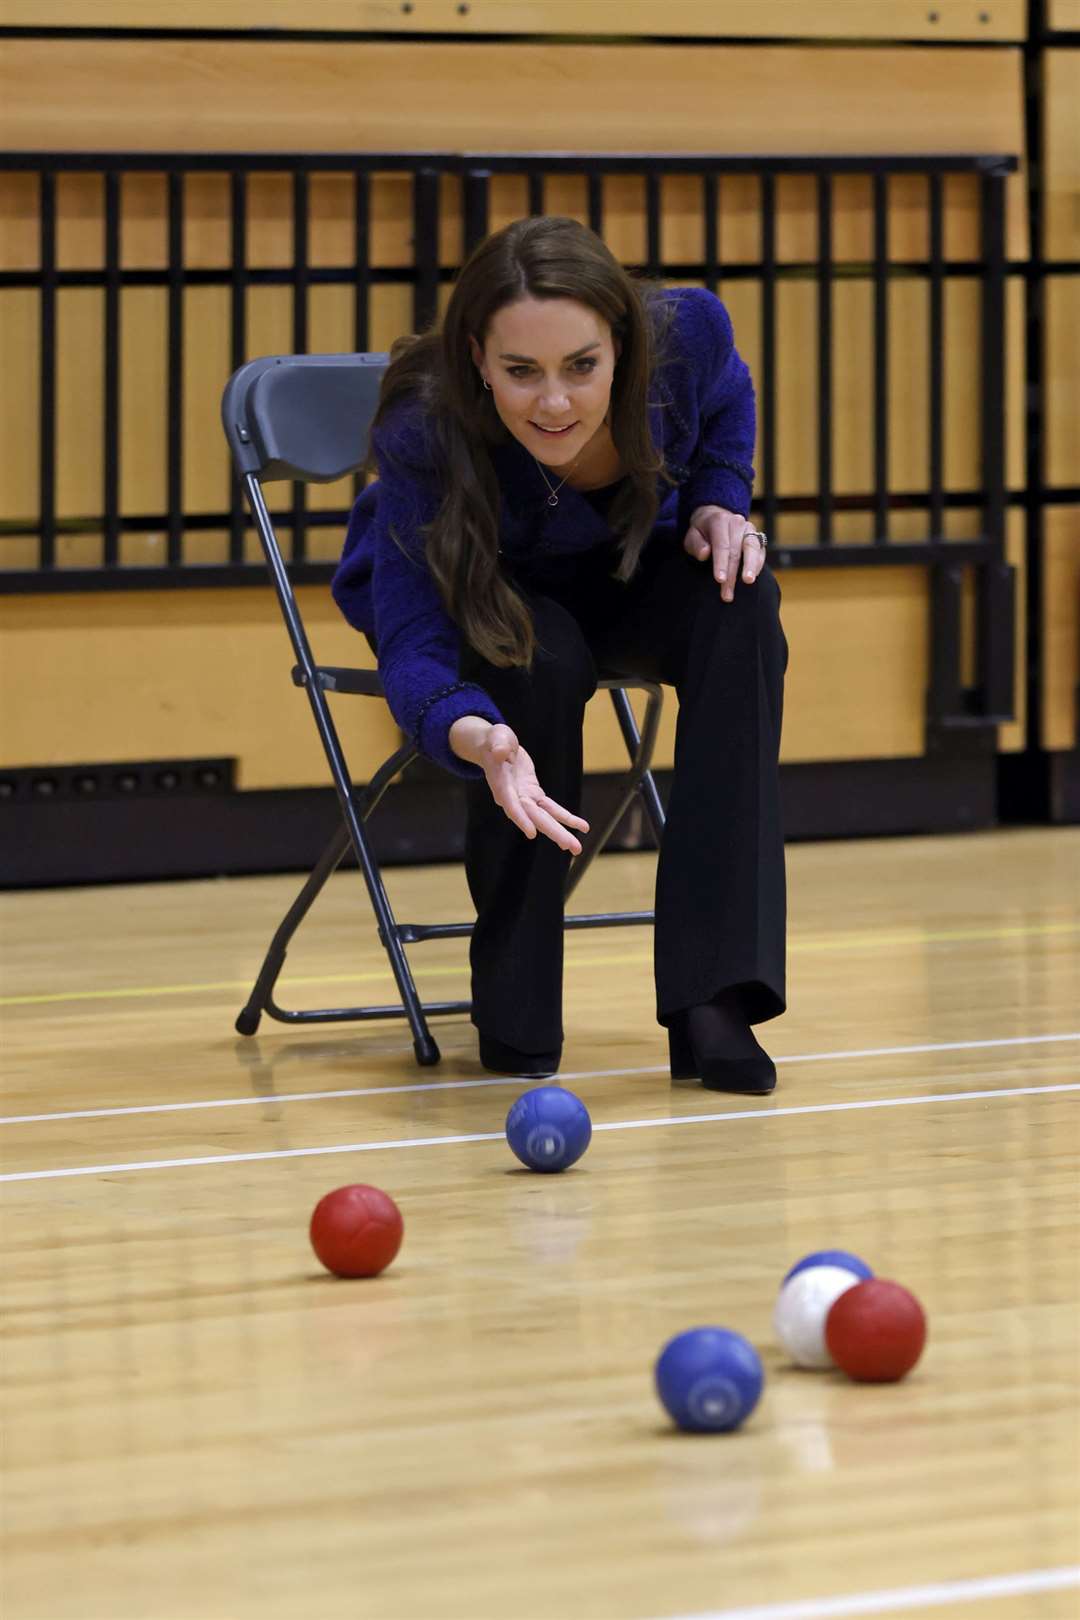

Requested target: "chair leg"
[
  {"left": 565, "top": 684, "right": 667, "bottom": 901},
  {"left": 610, "top": 683, "right": 667, "bottom": 843},
  {"left": 565, "top": 792, "right": 633, "bottom": 899},
  {"left": 243, "top": 472, "right": 441, "bottom": 1064},
  {"left": 343, "top": 794, "right": 442, "bottom": 1066},
  {"left": 236, "top": 792, "right": 446, "bottom": 1063},
  {"left": 235, "top": 775, "right": 443, "bottom": 1063},
  {"left": 235, "top": 821, "right": 352, "bottom": 1036}
]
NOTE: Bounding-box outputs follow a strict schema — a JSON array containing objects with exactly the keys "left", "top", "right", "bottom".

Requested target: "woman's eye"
[{"left": 508, "top": 359, "right": 599, "bottom": 380}]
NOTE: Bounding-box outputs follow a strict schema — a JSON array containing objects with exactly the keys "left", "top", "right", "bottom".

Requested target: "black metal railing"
[
  {"left": 0, "top": 150, "right": 1022, "bottom": 736},
  {"left": 0, "top": 149, "right": 1018, "bottom": 589}
]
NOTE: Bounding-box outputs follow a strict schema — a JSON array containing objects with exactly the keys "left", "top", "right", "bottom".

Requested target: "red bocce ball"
[
  {"left": 309, "top": 1184, "right": 404, "bottom": 1278},
  {"left": 825, "top": 1278, "right": 927, "bottom": 1382}
]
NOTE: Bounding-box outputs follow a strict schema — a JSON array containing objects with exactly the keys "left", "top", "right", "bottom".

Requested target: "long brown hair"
[{"left": 370, "top": 215, "right": 671, "bottom": 667}]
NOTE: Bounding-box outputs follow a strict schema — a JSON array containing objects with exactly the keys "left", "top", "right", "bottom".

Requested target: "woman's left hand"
[{"left": 683, "top": 505, "right": 767, "bottom": 603}]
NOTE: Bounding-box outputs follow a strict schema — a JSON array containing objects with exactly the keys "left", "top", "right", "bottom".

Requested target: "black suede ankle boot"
[{"left": 667, "top": 994, "right": 776, "bottom": 1095}]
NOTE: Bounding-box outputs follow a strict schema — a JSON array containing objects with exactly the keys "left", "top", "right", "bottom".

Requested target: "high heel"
[
  {"left": 667, "top": 1004, "right": 777, "bottom": 1095},
  {"left": 478, "top": 1031, "right": 561, "bottom": 1078},
  {"left": 667, "top": 1017, "right": 698, "bottom": 1082}
]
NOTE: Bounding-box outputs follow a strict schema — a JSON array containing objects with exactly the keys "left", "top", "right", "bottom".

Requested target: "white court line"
[
  {"left": 2, "top": 1030, "right": 1078, "bottom": 1127},
  {"left": 648, "top": 1563, "right": 1080, "bottom": 1620},
  {"left": 2, "top": 1081, "right": 1076, "bottom": 1185}
]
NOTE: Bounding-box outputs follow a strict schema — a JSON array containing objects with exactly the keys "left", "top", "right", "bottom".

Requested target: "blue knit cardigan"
[{"left": 331, "top": 287, "right": 756, "bottom": 778}]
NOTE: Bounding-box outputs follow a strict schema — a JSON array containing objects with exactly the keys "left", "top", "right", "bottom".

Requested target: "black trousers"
[{"left": 459, "top": 539, "right": 788, "bottom": 1054}]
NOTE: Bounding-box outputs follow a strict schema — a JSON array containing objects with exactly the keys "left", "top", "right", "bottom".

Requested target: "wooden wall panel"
[
  {"left": 1, "top": 0, "right": 1029, "bottom": 41},
  {"left": 1042, "top": 511, "right": 1080, "bottom": 753},
  {"left": 0, "top": 172, "right": 38, "bottom": 271},
  {"left": 119, "top": 290, "right": 167, "bottom": 524},
  {"left": 368, "top": 282, "right": 414, "bottom": 355},
  {"left": 773, "top": 281, "right": 818, "bottom": 498},
  {"left": 1048, "top": 0, "right": 1080, "bottom": 29},
  {"left": 55, "top": 173, "right": 104, "bottom": 271},
  {"left": 0, "top": 167, "right": 1002, "bottom": 279},
  {"left": 0, "top": 32, "right": 1033, "bottom": 793},
  {"left": 942, "top": 280, "right": 984, "bottom": 494},
  {"left": 887, "top": 279, "right": 931, "bottom": 498},
  {"left": 1005, "top": 274, "right": 1027, "bottom": 495},
  {"left": 1046, "top": 275, "right": 1080, "bottom": 490},
  {"left": 0, "top": 31, "right": 1030, "bottom": 526},
  {"left": 184, "top": 176, "right": 231, "bottom": 269},
  {"left": 0, "top": 290, "right": 38, "bottom": 529},
  {"left": 1041, "top": 53, "right": 1079, "bottom": 762},
  {"left": 0, "top": 223, "right": 1028, "bottom": 783},
  {"left": 24, "top": 188, "right": 1034, "bottom": 535},
  {"left": 1045, "top": 51, "right": 1080, "bottom": 262},
  {"left": 245, "top": 175, "right": 295, "bottom": 271},
  {"left": 55, "top": 289, "right": 103, "bottom": 527},
  {"left": 0, "top": 44, "right": 1026, "bottom": 264},
  {"left": 0, "top": 589, "right": 398, "bottom": 789},
  {"left": 0, "top": 168, "right": 1009, "bottom": 285},
  {"left": 120, "top": 173, "right": 166, "bottom": 270},
  {"left": 0, "top": 569, "right": 939, "bottom": 786},
  {"left": 182, "top": 287, "right": 232, "bottom": 520}
]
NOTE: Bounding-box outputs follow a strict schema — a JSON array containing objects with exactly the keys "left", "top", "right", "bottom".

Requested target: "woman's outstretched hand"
[
  {"left": 449, "top": 717, "right": 589, "bottom": 854},
  {"left": 683, "top": 504, "right": 767, "bottom": 603}
]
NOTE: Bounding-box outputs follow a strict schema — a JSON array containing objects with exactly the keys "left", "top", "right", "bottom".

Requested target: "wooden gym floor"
[{"left": 2, "top": 827, "right": 1079, "bottom": 1620}]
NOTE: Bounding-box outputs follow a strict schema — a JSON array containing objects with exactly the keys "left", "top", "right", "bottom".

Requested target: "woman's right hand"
[{"left": 449, "top": 716, "right": 590, "bottom": 854}]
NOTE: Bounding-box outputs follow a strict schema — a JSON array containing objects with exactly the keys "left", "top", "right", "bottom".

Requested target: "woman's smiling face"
[{"left": 471, "top": 296, "right": 618, "bottom": 468}]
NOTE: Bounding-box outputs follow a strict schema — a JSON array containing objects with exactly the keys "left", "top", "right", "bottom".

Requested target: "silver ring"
[{"left": 742, "top": 526, "right": 767, "bottom": 551}]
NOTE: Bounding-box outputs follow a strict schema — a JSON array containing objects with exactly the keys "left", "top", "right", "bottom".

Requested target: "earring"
[{"left": 482, "top": 378, "right": 491, "bottom": 391}]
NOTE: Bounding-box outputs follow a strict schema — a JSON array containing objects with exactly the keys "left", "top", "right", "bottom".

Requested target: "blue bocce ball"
[
  {"left": 504, "top": 1086, "right": 592, "bottom": 1173},
  {"left": 782, "top": 1249, "right": 874, "bottom": 1287},
  {"left": 654, "top": 1327, "right": 765, "bottom": 1434}
]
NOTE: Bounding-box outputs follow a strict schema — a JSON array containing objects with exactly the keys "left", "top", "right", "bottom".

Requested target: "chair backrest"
[{"left": 221, "top": 352, "right": 388, "bottom": 483}]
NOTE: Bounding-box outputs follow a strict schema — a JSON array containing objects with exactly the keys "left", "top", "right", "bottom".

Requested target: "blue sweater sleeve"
[
  {"left": 674, "top": 288, "right": 757, "bottom": 525},
  {"left": 346, "top": 412, "right": 504, "bottom": 779}
]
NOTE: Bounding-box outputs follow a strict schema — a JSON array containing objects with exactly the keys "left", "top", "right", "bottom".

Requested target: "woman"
[{"left": 333, "top": 216, "right": 787, "bottom": 1093}]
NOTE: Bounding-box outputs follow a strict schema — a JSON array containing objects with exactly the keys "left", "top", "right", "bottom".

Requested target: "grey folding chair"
[{"left": 221, "top": 353, "right": 667, "bottom": 1066}]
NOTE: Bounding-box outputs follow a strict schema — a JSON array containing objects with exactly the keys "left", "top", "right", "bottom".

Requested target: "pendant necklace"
[{"left": 533, "top": 453, "right": 580, "bottom": 508}]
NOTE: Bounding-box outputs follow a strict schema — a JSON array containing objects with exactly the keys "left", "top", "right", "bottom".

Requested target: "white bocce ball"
[{"left": 773, "top": 1264, "right": 863, "bottom": 1369}]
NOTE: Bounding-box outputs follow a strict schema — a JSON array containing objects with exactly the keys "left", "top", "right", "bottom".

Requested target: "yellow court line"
[
  {"left": 2, "top": 919, "right": 1078, "bottom": 1009},
  {"left": 795, "top": 920, "right": 1080, "bottom": 951}
]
